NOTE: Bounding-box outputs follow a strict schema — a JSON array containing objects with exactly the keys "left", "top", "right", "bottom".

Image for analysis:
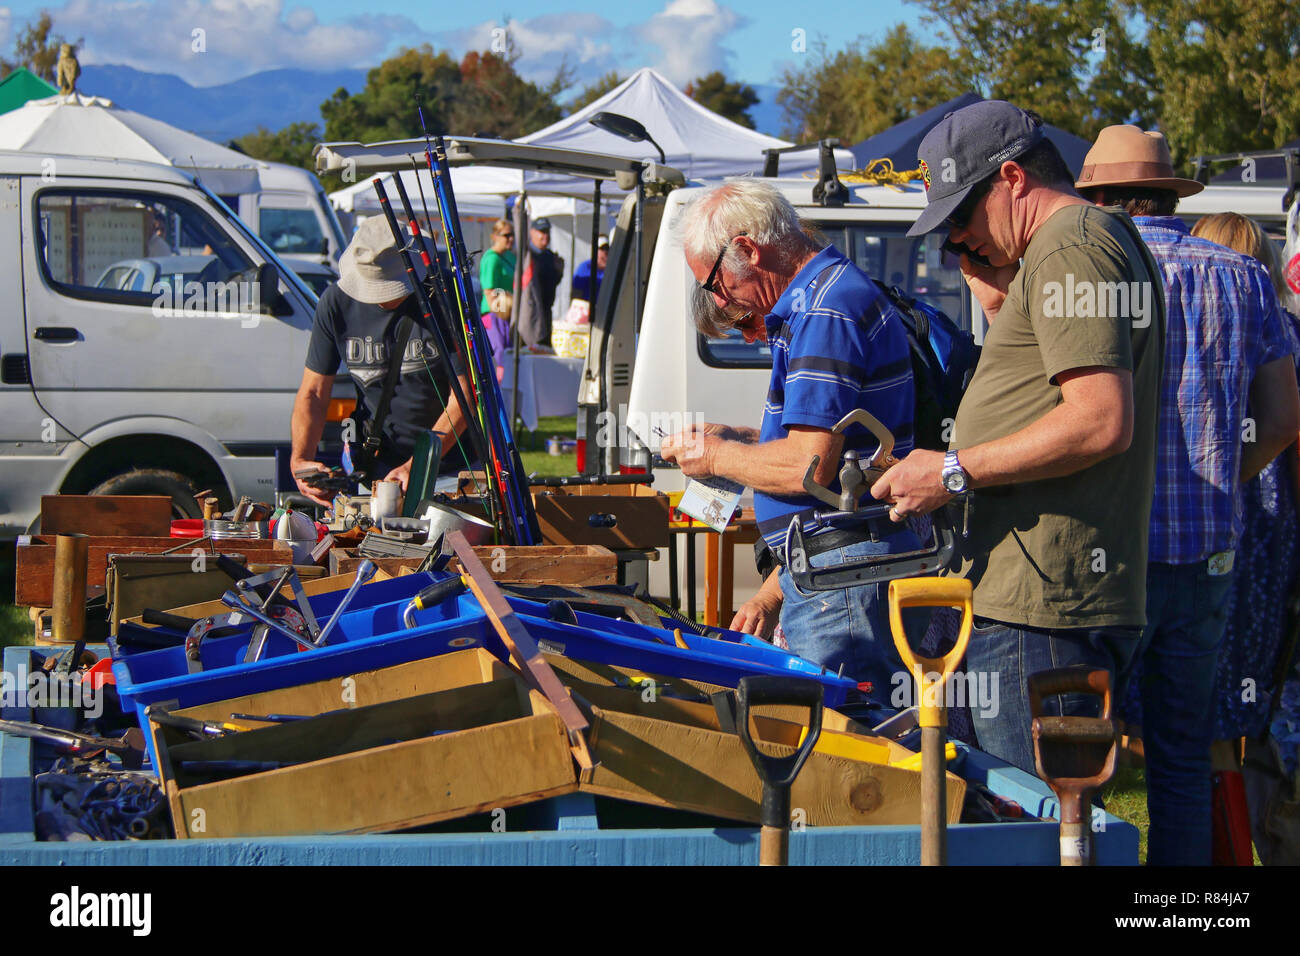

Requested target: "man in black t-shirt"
[{"left": 291, "top": 216, "right": 473, "bottom": 506}]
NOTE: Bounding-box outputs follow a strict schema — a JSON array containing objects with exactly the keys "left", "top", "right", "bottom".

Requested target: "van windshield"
[
  {"left": 698, "top": 224, "right": 972, "bottom": 368},
  {"left": 260, "top": 207, "right": 326, "bottom": 254}
]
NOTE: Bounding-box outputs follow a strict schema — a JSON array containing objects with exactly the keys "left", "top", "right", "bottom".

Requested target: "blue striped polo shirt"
[{"left": 755, "top": 244, "right": 916, "bottom": 549}]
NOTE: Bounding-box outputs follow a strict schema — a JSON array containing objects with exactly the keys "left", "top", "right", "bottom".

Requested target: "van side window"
[
  {"left": 35, "top": 190, "right": 256, "bottom": 310},
  {"left": 260, "top": 207, "right": 325, "bottom": 255},
  {"left": 697, "top": 224, "right": 972, "bottom": 369}
]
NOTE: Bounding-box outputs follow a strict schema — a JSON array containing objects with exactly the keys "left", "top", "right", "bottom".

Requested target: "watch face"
[{"left": 943, "top": 470, "right": 966, "bottom": 493}]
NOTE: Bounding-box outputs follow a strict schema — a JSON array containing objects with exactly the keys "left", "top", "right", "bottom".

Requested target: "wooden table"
[{"left": 667, "top": 511, "right": 760, "bottom": 627}]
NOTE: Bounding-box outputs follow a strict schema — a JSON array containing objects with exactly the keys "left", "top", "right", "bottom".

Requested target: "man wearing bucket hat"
[
  {"left": 290, "top": 215, "right": 473, "bottom": 507},
  {"left": 872, "top": 101, "right": 1166, "bottom": 779},
  {"left": 1077, "top": 126, "right": 1300, "bottom": 865}
]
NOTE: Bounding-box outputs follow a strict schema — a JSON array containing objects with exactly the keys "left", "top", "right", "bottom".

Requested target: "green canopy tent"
[{"left": 0, "top": 67, "right": 58, "bottom": 115}]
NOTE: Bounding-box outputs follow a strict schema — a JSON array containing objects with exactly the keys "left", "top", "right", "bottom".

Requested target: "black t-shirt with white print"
[{"left": 305, "top": 284, "right": 469, "bottom": 474}]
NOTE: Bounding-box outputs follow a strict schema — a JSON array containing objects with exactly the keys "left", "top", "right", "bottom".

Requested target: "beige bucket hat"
[{"left": 338, "top": 215, "right": 412, "bottom": 304}]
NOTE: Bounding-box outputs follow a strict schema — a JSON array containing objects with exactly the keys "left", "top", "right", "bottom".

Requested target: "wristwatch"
[{"left": 941, "top": 450, "right": 970, "bottom": 495}]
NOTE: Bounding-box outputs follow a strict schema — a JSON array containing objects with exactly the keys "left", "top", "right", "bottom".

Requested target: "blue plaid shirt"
[{"left": 1135, "top": 216, "right": 1294, "bottom": 563}]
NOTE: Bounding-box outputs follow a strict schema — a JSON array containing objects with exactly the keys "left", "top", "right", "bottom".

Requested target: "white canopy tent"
[{"left": 0, "top": 93, "right": 263, "bottom": 195}]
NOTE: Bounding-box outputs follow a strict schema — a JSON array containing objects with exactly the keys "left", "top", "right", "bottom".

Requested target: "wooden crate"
[
  {"left": 14, "top": 536, "right": 291, "bottom": 607},
  {"left": 532, "top": 484, "right": 670, "bottom": 550},
  {"left": 119, "top": 568, "right": 393, "bottom": 630},
  {"left": 148, "top": 648, "right": 578, "bottom": 839},
  {"left": 568, "top": 680, "right": 964, "bottom": 827},
  {"left": 330, "top": 545, "right": 617, "bottom": 586},
  {"left": 40, "top": 495, "right": 171, "bottom": 537}
]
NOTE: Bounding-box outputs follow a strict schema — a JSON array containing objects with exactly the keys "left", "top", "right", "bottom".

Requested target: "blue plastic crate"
[{"left": 0, "top": 645, "right": 1140, "bottom": 865}]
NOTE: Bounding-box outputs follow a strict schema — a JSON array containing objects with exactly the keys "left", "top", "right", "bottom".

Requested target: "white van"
[
  {"left": 0, "top": 150, "right": 326, "bottom": 536},
  {"left": 234, "top": 161, "right": 347, "bottom": 270}
]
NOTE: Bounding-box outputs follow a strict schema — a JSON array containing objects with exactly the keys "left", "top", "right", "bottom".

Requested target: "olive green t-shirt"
[{"left": 951, "top": 204, "right": 1165, "bottom": 628}]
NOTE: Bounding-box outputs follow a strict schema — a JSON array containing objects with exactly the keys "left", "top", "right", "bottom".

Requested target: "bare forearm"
[
  {"left": 432, "top": 372, "right": 473, "bottom": 447},
  {"left": 959, "top": 401, "right": 1128, "bottom": 489},
  {"left": 711, "top": 434, "right": 838, "bottom": 495},
  {"left": 1240, "top": 430, "right": 1299, "bottom": 482},
  {"left": 291, "top": 390, "right": 331, "bottom": 463}
]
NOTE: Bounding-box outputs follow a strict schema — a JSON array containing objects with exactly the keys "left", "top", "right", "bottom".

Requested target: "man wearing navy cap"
[{"left": 871, "top": 101, "right": 1166, "bottom": 775}]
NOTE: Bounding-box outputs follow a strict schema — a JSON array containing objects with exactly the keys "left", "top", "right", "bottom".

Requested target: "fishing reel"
[{"left": 785, "top": 409, "right": 958, "bottom": 594}]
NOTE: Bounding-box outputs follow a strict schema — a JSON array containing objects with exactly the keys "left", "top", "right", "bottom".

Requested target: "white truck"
[{"left": 0, "top": 150, "right": 327, "bottom": 536}]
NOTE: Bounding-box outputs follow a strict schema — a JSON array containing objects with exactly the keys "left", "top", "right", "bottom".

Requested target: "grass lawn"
[
  {"left": 1101, "top": 763, "right": 1150, "bottom": 864},
  {"left": 517, "top": 414, "right": 578, "bottom": 479}
]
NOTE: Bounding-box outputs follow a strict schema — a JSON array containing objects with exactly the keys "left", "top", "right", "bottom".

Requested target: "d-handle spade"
[
  {"left": 735, "top": 675, "right": 824, "bottom": 867},
  {"left": 888, "top": 576, "right": 974, "bottom": 866},
  {"left": 1028, "top": 667, "right": 1118, "bottom": 866}
]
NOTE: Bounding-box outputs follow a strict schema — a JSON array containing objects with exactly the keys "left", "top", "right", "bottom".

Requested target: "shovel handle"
[
  {"left": 1028, "top": 667, "right": 1112, "bottom": 720},
  {"left": 735, "top": 676, "right": 824, "bottom": 831},
  {"left": 888, "top": 577, "right": 973, "bottom": 727}
]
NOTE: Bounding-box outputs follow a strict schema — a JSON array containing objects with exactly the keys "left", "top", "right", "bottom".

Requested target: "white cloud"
[
  {"left": 22, "top": 0, "right": 743, "bottom": 92},
  {"left": 45, "top": 0, "right": 427, "bottom": 85}
]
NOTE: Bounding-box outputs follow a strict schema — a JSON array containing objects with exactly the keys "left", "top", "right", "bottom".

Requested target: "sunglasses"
[
  {"left": 944, "top": 176, "right": 996, "bottom": 231},
  {"left": 701, "top": 232, "right": 748, "bottom": 295}
]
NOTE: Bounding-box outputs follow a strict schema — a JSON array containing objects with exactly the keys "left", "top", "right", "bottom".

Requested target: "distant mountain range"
[
  {"left": 75, "top": 64, "right": 790, "bottom": 145},
  {"left": 79, "top": 65, "right": 370, "bottom": 144}
]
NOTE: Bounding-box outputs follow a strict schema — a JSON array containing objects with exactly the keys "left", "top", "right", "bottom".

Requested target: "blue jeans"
[
  {"left": 965, "top": 619, "right": 1139, "bottom": 778},
  {"left": 1136, "top": 561, "right": 1234, "bottom": 866},
  {"left": 777, "top": 530, "right": 928, "bottom": 699}
]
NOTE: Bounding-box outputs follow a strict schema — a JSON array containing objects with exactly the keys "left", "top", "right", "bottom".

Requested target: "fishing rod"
[
  {"left": 417, "top": 125, "right": 540, "bottom": 545},
  {"left": 369, "top": 177, "right": 500, "bottom": 525},
  {"left": 389, "top": 170, "right": 494, "bottom": 504}
]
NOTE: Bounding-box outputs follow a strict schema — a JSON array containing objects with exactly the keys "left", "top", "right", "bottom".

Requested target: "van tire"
[{"left": 89, "top": 469, "right": 204, "bottom": 519}]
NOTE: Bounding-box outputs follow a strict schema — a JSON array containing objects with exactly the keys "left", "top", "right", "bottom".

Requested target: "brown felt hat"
[{"left": 1075, "top": 125, "right": 1203, "bottom": 198}]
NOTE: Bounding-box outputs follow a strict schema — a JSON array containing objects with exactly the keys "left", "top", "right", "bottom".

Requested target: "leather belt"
[{"left": 777, "top": 518, "right": 905, "bottom": 566}]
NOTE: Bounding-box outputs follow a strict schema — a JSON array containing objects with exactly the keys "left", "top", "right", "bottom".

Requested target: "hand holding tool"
[
  {"left": 1028, "top": 667, "right": 1117, "bottom": 866},
  {"left": 889, "top": 576, "right": 973, "bottom": 865},
  {"left": 734, "top": 675, "right": 824, "bottom": 866}
]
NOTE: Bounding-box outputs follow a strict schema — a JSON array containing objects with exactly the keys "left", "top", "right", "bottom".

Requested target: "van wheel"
[{"left": 89, "top": 469, "right": 204, "bottom": 520}]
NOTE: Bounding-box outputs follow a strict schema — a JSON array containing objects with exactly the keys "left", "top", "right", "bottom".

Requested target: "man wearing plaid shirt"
[{"left": 1079, "top": 126, "right": 1300, "bottom": 865}]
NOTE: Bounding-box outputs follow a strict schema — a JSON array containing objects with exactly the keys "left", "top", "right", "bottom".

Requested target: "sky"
[{"left": 0, "top": 0, "right": 949, "bottom": 91}]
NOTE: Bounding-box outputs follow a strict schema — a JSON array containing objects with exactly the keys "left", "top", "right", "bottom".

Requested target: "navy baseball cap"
[
  {"left": 907, "top": 100, "right": 1044, "bottom": 237},
  {"left": 533, "top": 217, "right": 552, "bottom": 232}
]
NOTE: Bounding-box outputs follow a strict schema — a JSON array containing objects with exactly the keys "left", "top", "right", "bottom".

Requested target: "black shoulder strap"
[{"left": 363, "top": 314, "right": 415, "bottom": 455}]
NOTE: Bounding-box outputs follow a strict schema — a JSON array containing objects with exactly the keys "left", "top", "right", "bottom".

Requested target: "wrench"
[{"left": 314, "top": 559, "right": 377, "bottom": 646}]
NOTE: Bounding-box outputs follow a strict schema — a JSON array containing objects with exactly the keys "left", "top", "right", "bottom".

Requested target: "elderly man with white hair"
[{"left": 660, "top": 179, "right": 922, "bottom": 696}]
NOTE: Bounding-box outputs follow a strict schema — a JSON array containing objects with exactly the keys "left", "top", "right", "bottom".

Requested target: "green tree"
[
  {"left": 779, "top": 26, "right": 974, "bottom": 143},
  {"left": 685, "top": 71, "right": 759, "bottom": 128},
  {"left": 233, "top": 121, "right": 320, "bottom": 170},
  {"left": 908, "top": 0, "right": 1154, "bottom": 140},
  {"left": 1137, "top": 0, "right": 1300, "bottom": 166},
  {"left": 320, "top": 45, "right": 462, "bottom": 143},
  {"left": 1, "top": 10, "right": 83, "bottom": 82},
  {"left": 569, "top": 71, "right": 624, "bottom": 113},
  {"left": 320, "top": 36, "right": 569, "bottom": 145}
]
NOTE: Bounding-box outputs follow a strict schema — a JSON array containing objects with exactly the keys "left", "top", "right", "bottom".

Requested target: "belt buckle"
[{"left": 1207, "top": 550, "right": 1235, "bottom": 577}]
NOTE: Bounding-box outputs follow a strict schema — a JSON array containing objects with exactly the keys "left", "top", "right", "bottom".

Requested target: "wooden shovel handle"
[{"left": 888, "top": 577, "right": 973, "bottom": 728}]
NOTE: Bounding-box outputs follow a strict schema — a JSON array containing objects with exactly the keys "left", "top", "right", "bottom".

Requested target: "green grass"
[
  {"left": 1100, "top": 763, "right": 1150, "bottom": 864},
  {"left": 0, "top": 542, "right": 30, "bottom": 649},
  {"left": 517, "top": 414, "right": 578, "bottom": 479}
]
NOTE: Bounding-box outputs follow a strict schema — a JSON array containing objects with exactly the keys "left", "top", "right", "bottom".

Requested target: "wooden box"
[
  {"left": 567, "top": 679, "right": 964, "bottom": 827},
  {"left": 532, "top": 484, "right": 670, "bottom": 550},
  {"left": 330, "top": 544, "right": 618, "bottom": 587},
  {"left": 40, "top": 494, "right": 171, "bottom": 537},
  {"left": 14, "top": 535, "right": 291, "bottom": 607},
  {"left": 119, "top": 568, "right": 393, "bottom": 630},
  {"left": 148, "top": 649, "right": 578, "bottom": 839}
]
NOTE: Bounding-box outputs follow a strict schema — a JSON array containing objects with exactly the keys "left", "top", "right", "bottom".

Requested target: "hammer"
[
  {"left": 888, "top": 576, "right": 973, "bottom": 866},
  {"left": 1029, "top": 667, "right": 1118, "bottom": 866}
]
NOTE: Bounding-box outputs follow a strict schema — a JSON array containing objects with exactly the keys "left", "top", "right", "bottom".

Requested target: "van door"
[{"left": 21, "top": 179, "right": 313, "bottom": 445}]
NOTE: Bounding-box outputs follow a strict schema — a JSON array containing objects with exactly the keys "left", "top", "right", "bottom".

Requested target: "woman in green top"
[{"left": 479, "top": 218, "right": 515, "bottom": 314}]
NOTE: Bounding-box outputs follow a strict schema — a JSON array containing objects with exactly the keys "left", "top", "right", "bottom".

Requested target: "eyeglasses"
[
  {"left": 701, "top": 232, "right": 748, "bottom": 296},
  {"left": 945, "top": 176, "right": 996, "bottom": 231}
]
